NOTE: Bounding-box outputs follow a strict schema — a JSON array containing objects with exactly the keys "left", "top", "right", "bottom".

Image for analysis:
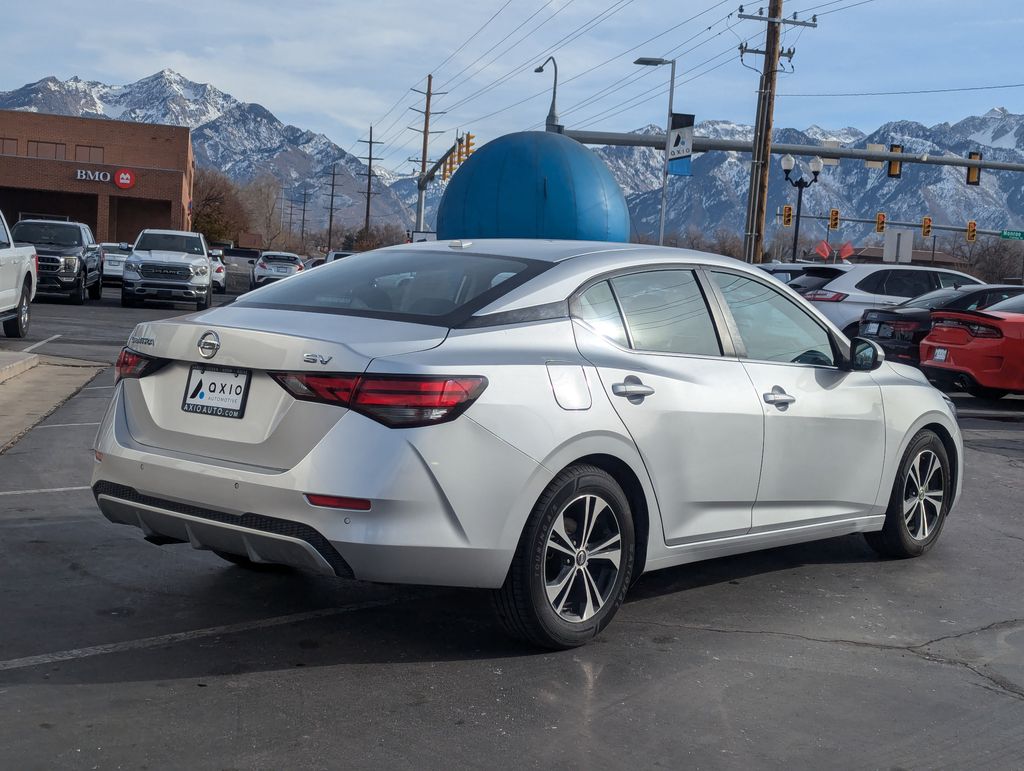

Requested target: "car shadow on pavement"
[{"left": 0, "top": 534, "right": 884, "bottom": 687}]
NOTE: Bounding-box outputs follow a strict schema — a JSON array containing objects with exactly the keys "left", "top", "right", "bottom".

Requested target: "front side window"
[
  {"left": 713, "top": 271, "right": 836, "bottom": 367},
  {"left": 610, "top": 270, "right": 720, "bottom": 356},
  {"left": 883, "top": 270, "right": 934, "bottom": 298}
]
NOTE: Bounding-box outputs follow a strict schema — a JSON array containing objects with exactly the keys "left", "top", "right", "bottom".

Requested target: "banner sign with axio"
[{"left": 667, "top": 113, "right": 695, "bottom": 177}]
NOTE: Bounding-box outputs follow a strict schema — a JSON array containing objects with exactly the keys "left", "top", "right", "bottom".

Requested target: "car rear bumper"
[{"left": 91, "top": 385, "right": 546, "bottom": 588}]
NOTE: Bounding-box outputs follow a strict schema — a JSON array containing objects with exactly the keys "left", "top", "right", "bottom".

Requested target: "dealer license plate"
[
  {"left": 932, "top": 348, "right": 948, "bottom": 362},
  {"left": 181, "top": 365, "right": 251, "bottom": 419}
]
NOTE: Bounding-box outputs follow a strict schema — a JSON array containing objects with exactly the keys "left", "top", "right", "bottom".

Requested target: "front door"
[
  {"left": 572, "top": 269, "right": 765, "bottom": 545},
  {"left": 708, "top": 269, "right": 886, "bottom": 529}
]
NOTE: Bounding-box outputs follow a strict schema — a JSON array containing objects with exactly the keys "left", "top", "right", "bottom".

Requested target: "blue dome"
[{"left": 436, "top": 131, "right": 630, "bottom": 242}]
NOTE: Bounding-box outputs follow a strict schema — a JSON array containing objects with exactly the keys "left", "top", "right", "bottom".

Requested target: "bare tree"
[
  {"left": 191, "top": 168, "right": 250, "bottom": 243},
  {"left": 239, "top": 175, "right": 284, "bottom": 248}
]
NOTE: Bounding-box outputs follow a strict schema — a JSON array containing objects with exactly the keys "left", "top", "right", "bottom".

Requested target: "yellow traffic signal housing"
[
  {"left": 967, "top": 151, "right": 982, "bottom": 185},
  {"left": 966, "top": 220, "right": 977, "bottom": 242},
  {"left": 875, "top": 212, "right": 886, "bottom": 233},
  {"left": 828, "top": 208, "right": 840, "bottom": 230},
  {"left": 887, "top": 144, "right": 902, "bottom": 178},
  {"left": 464, "top": 132, "right": 475, "bottom": 157},
  {"left": 456, "top": 138, "right": 465, "bottom": 165},
  {"left": 782, "top": 204, "right": 793, "bottom": 227},
  {"left": 441, "top": 153, "right": 453, "bottom": 181},
  {"left": 921, "top": 216, "right": 933, "bottom": 238}
]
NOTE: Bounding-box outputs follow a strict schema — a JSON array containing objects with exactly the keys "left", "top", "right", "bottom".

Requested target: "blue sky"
[{"left": 1, "top": 0, "right": 1022, "bottom": 170}]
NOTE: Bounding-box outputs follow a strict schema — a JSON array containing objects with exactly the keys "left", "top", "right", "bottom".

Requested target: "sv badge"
[{"left": 302, "top": 353, "right": 333, "bottom": 365}]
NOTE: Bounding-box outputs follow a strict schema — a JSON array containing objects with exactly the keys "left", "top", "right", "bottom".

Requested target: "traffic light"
[
  {"left": 875, "top": 212, "right": 887, "bottom": 233},
  {"left": 464, "top": 132, "right": 475, "bottom": 157},
  {"left": 966, "top": 151, "right": 982, "bottom": 186},
  {"left": 828, "top": 208, "right": 840, "bottom": 230},
  {"left": 782, "top": 204, "right": 793, "bottom": 227},
  {"left": 966, "top": 220, "right": 977, "bottom": 242},
  {"left": 441, "top": 152, "right": 453, "bottom": 181},
  {"left": 887, "top": 143, "right": 902, "bottom": 178},
  {"left": 456, "top": 137, "right": 465, "bottom": 165},
  {"left": 921, "top": 216, "right": 933, "bottom": 238}
]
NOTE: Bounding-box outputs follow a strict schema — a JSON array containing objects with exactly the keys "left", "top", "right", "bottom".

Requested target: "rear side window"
[
  {"left": 575, "top": 281, "right": 628, "bottom": 347},
  {"left": 236, "top": 249, "right": 547, "bottom": 325},
  {"left": 610, "top": 270, "right": 720, "bottom": 356},
  {"left": 788, "top": 267, "right": 844, "bottom": 293},
  {"left": 863, "top": 269, "right": 933, "bottom": 298}
]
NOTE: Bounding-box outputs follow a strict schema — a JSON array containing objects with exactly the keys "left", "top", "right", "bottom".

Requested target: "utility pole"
[
  {"left": 326, "top": 163, "right": 339, "bottom": 251},
  {"left": 410, "top": 75, "right": 447, "bottom": 232},
  {"left": 299, "top": 187, "right": 309, "bottom": 245},
  {"left": 287, "top": 197, "right": 295, "bottom": 235},
  {"left": 358, "top": 125, "right": 380, "bottom": 234},
  {"left": 738, "top": 2, "right": 815, "bottom": 263}
]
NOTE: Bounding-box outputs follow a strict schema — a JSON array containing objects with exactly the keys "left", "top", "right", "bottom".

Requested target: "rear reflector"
[
  {"left": 305, "top": 493, "right": 372, "bottom": 511},
  {"left": 270, "top": 372, "right": 487, "bottom": 428}
]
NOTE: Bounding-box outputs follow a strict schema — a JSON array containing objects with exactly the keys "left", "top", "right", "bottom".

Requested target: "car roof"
[{"left": 15, "top": 219, "right": 82, "bottom": 226}]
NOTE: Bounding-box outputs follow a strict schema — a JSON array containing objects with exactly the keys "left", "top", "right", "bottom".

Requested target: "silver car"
[
  {"left": 92, "top": 240, "right": 963, "bottom": 648},
  {"left": 249, "top": 251, "right": 304, "bottom": 290}
]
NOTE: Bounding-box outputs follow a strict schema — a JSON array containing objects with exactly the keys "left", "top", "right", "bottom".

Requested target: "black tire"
[
  {"left": 120, "top": 292, "right": 139, "bottom": 308},
  {"left": 3, "top": 283, "right": 30, "bottom": 338},
  {"left": 88, "top": 272, "right": 103, "bottom": 300},
  {"left": 212, "top": 550, "right": 291, "bottom": 571},
  {"left": 70, "top": 273, "right": 87, "bottom": 305},
  {"left": 865, "top": 429, "right": 952, "bottom": 559},
  {"left": 214, "top": 281, "right": 226, "bottom": 294},
  {"left": 492, "top": 464, "right": 635, "bottom": 649},
  {"left": 967, "top": 386, "right": 1008, "bottom": 400}
]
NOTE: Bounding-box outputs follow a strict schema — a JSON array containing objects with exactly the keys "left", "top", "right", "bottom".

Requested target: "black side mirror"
[{"left": 848, "top": 337, "right": 885, "bottom": 372}]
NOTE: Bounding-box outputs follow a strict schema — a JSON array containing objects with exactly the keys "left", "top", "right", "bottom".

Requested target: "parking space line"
[
  {"left": 82, "top": 385, "right": 114, "bottom": 390},
  {"left": 22, "top": 334, "right": 62, "bottom": 353},
  {"left": 0, "top": 599, "right": 400, "bottom": 672},
  {"left": 36, "top": 422, "right": 101, "bottom": 429},
  {"left": 0, "top": 486, "right": 91, "bottom": 497}
]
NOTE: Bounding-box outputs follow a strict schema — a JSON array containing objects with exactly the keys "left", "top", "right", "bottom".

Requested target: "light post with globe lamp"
[{"left": 780, "top": 154, "right": 823, "bottom": 262}]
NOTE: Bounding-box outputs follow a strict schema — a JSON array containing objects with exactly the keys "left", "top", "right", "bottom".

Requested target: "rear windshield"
[
  {"left": 788, "top": 267, "right": 845, "bottom": 293},
  {"left": 898, "top": 287, "right": 962, "bottom": 309},
  {"left": 136, "top": 233, "right": 205, "bottom": 255},
  {"left": 263, "top": 253, "right": 301, "bottom": 263},
  {"left": 235, "top": 248, "right": 548, "bottom": 325},
  {"left": 986, "top": 294, "right": 1024, "bottom": 314},
  {"left": 102, "top": 244, "right": 132, "bottom": 256},
  {"left": 12, "top": 221, "right": 81, "bottom": 247}
]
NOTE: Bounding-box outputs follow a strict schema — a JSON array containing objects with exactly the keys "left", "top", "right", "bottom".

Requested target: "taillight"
[
  {"left": 215, "top": 265, "right": 224, "bottom": 274},
  {"left": 270, "top": 372, "right": 487, "bottom": 427},
  {"left": 803, "top": 290, "right": 849, "bottom": 302},
  {"left": 933, "top": 318, "right": 1003, "bottom": 338},
  {"left": 115, "top": 347, "right": 162, "bottom": 384},
  {"left": 257, "top": 260, "right": 267, "bottom": 269},
  {"left": 295, "top": 262, "right": 304, "bottom": 271}
]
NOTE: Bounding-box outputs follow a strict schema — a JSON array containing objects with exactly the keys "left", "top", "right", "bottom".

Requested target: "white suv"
[{"left": 789, "top": 264, "right": 982, "bottom": 336}]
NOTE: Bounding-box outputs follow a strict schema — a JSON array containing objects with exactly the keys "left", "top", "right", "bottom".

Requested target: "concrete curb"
[{"left": 0, "top": 352, "right": 39, "bottom": 385}]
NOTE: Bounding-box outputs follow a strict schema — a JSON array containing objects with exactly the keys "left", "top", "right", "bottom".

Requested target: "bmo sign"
[{"left": 75, "top": 168, "right": 136, "bottom": 190}]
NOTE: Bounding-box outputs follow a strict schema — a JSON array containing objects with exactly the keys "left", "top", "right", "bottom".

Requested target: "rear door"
[
  {"left": 707, "top": 269, "right": 885, "bottom": 529},
  {"left": 572, "top": 268, "right": 764, "bottom": 544}
]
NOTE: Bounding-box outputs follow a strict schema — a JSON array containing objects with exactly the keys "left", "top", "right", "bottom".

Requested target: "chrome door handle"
[
  {"left": 612, "top": 380, "right": 655, "bottom": 401},
  {"left": 763, "top": 386, "right": 796, "bottom": 410}
]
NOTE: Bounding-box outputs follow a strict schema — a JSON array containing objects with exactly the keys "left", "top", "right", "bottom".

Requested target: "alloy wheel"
[
  {"left": 903, "top": 449, "right": 944, "bottom": 541},
  {"left": 19, "top": 293, "right": 29, "bottom": 328},
  {"left": 544, "top": 494, "right": 623, "bottom": 623}
]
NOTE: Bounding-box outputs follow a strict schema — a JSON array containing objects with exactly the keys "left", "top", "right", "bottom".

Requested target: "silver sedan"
[{"left": 92, "top": 240, "right": 963, "bottom": 648}]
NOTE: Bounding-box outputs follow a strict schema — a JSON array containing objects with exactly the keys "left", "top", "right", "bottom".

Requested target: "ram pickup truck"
[
  {"left": 121, "top": 229, "right": 213, "bottom": 310},
  {"left": 0, "top": 210, "right": 37, "bottom": 338},
  {"left": 10, "top": 219, "right": 102, "bottom": 304}
]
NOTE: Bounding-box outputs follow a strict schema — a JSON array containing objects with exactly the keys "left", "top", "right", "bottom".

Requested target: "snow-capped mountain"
[
  {"left": 595, "top": 110, "right": 1024, "bottom": 245},
  {"left": 0, "top": 70, "right": 411, "bottom": 229}
]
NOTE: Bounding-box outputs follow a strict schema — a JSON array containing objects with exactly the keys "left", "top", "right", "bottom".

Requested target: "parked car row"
[{"left": 781, "top": 262, "right": 1024, "bottom": 398}]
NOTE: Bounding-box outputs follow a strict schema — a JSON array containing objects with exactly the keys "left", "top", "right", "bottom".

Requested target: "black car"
[
  {"left": 858, "top": 284, "right": 1024, "bottom": 366},
  {"left": 10, "top": 219, "right": 103, "bottom": 304}
]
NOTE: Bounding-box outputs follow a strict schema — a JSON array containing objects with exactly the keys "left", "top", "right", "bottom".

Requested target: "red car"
[{"left": 920, "top": 293, "right": 1024, "bottom": 398}]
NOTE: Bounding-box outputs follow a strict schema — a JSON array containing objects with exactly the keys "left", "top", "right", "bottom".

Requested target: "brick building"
[{"left": 0, "top": 110, "right": 193, "bottom": 243}]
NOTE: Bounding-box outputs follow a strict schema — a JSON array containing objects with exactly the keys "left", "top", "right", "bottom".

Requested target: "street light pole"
[
  {"left": 780, "top": 154, "right": 823, "bottom": 262},
  {"left": 535, "top": 57, "right": 561, "bottom": 132},
  {"left": 635, "top": 57, "right": 676, "bottom": 246}
]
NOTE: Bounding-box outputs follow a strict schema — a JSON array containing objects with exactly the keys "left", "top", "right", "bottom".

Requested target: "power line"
[
  {"left": 430, "top": 0, "right": 514, "bottom": 76},
  {"left": 780, "top": 81, "right": 1024, "bottom": 97},
  {"left": 815, "top": 0, "right": 879, "bottom": 16}
]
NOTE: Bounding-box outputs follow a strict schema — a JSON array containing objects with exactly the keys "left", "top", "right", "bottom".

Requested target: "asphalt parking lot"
[{"left": 1, "top": 290, "right": 1023, "bottom": 768}]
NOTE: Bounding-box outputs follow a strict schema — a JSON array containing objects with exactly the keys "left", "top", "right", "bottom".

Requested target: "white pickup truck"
[{"left": 0, "top": 210, "right": 37, "bottom": 338}]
